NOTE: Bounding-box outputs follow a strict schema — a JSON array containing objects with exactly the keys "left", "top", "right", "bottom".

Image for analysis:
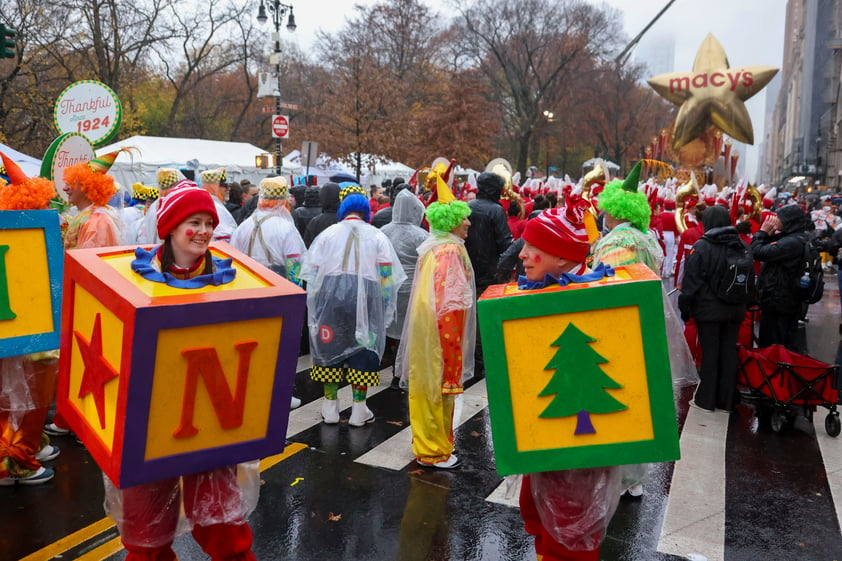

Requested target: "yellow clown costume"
[{"left": 396, "top": 173, "right": 476, "bottom": 468}]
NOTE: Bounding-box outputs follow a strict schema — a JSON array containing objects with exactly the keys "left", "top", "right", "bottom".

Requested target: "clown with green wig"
[
  {"left": 396, "top": 175, "right": 475, "bottom": 469},
  {"left": 592, "top": 161, "right": 664, "bottom": 273}
]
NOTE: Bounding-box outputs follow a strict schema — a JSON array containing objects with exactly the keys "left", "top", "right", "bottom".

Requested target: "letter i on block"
[
  {"left": 57, "top": 242, "right": 306, "bottom": 488},
  {"left": 0, "top": 210, "right": 63, "bottom": 358}
]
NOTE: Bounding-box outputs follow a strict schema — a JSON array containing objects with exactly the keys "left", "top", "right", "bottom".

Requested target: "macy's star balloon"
[{"left": 648, "top": 33, "right": 778, "bottom": 151}]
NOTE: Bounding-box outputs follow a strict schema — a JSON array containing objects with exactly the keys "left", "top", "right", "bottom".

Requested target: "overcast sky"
[{"left": 280, "top": 0, "right": 787, "bottom": 179}]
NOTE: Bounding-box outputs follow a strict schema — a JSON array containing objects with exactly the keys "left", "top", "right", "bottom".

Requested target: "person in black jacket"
[
  {"left": 679, "top": 206, "right": 747, "bottom": 412},
  {"left": 293, "top": 185, "right": 322, "bottom": 237},
  {"left": 465, "top": 172, "right": 513, "bottom": 294},
  {"left": 303, "top": 182, "right": 340, "bottom": 247},
  {"left": 751, "top": 204, "right": 808, "bottom": 350},
  {"left": 465, "top": 171, "right": 512, "bottom": 378}
]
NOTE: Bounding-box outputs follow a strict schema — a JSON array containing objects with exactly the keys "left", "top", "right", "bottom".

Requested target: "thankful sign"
[{"left": 53, "top": 80, "right": 122, "bottom": 147}]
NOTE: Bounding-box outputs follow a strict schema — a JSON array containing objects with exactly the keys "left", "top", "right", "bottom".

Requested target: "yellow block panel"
[
  {"left": 145, "top": 317, "right": 283, "bottom": 460},
  {"left": 0, "top": 229, "right": 53, "bottom": 338},
  {"left": 68, "top": 286, "right": 124, "bottom": 452},
  {"left": 503, "top": 305, "right": 654, "bottom": 452}
]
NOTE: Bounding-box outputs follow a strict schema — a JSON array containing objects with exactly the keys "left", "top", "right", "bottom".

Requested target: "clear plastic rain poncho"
[
  {"left": 63, "top": 205, "right": 127, "bottom": 249},
  {"left": 0, "top": 354, "right": 58, "bottom": 432},
  {"left": 591, "top": 222, "right": 664, "bottom": 273},
  {"left": 102, "top": 462, "right": 260, "bottom": 548},
  {"left": 527, "top": 466, "right": 623, "bottom": 551},
  {"left": 210, "top": 198, "right": 238, "bottom": 242},
  {"left": 230, "top": 196, "right": 306, "bottom": 286},
  {"left": 395, "top": 232, "right": 477, "bottom": 388},
  {"left": 300, "top": 219, "right": 406, "bottom": 364},
  {"left": 381, "top": 190, "right": 428, "bottom": 339},
  {"left": 137, "top": 198, "right": 163, "bottom": 244},
  {"left": 0, "top": 353, "right": 59, "bottom": 477}
]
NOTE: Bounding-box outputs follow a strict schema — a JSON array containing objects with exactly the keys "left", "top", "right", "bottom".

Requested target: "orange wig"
[{"left": 63, "top": 162, "right": 116, "bottom": 207}]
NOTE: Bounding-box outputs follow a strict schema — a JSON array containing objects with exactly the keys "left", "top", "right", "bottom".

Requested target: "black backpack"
[
  {"left": 705, "top": 238, "right": 756, "bottom": 304},
  {"left": 798, "top": 238, "right": 824, "bottom": 304}
]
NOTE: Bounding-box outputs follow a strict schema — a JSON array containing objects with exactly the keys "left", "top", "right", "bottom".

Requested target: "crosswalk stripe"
[
  {"left": 355, "top": 378, "right": 489, "bottom": 470},
  {"left": 657, "top": 408, "right": 728, "bottom": 561},
  {"left": 485, "top": 474, "right": 522, "bottom": 508},
  {"left": 813, "top": 414, "right": 842, "bottom": 529}
]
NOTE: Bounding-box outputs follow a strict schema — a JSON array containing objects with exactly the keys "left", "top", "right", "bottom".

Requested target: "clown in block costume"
[
  {"left": 106, "top": 182, "right": 259, "bottom": 561},
  {"left": 0, "top": 152, "right": 62, "bottom": 485}
]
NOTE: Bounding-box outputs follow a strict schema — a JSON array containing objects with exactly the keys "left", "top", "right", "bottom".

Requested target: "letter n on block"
[
  {"left": 0, "top": 210, "right": 63, "bottom": 358},
  {"left": 58, "top": 242, "right": 306, "bottom": 488},
  {"left": 477, "top": 263, "right": 680, "bottom": 476}
]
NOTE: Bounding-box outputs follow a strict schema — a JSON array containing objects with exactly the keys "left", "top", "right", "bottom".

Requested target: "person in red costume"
[
  {"left": 106, "top": 182, "right": 259, "bottom": 561},
  {"left": 0, "top": 152, "right": 62, "bottom": 485},
  {"left": 516, "top": 200, "right": 623, "bottom": 561}
]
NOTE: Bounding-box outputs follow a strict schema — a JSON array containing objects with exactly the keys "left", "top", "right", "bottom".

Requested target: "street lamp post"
[
  {"left": 257, "top": 0, "right": 296, "bottom": 176},
  {"left": 543, "top": 110, "right": 554, "bottom": 179}
]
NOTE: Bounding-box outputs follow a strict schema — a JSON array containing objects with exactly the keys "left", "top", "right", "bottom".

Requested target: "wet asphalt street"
[{"left": 4, "top": 275, "right": 842, "bottom": 561}]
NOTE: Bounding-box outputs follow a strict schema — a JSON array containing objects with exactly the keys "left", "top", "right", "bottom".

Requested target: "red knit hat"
[
  {"left": 156, "top": 180, "right": 219, "bottom": 239},
  {"left": 521, "top": 200, "right": 590, "bottom": 262}
]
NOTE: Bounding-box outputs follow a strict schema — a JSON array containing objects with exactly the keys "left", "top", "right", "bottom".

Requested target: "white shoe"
[
  {"left": 625, "top": 483, "right": 644, "bottom": 497},
  {"left": 417, "top": 455, "right": 461, "bottom": 469},
  {"left": 290, "top": 396, "right": 302, "bottom": 409},
  {"left": 321, "top": 398, "right": 340, "bottom": 424},
  {"left": 35, "top": 444, "right": 60, "bottom": 462},
  {"left": 348, "top": 401, "right": 375, "bottom": 427}
]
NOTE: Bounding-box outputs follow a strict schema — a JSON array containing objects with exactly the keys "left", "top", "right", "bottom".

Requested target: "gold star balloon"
[{"left": 648, "top": 33, "right": 778, "bottom": 151}]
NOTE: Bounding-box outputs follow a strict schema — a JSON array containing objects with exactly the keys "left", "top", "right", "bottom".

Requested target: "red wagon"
[{"left": 737, "top": 344, "right": 841, "bottom": 436}]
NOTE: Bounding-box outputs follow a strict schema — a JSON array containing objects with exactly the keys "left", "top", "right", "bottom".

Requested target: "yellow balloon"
[{"left": 647, "top": 34, "right": 778, "bottom": 151}]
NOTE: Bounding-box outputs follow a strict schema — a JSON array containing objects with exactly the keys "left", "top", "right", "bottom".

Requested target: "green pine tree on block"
[{"left": 538, "top": 322, "right": 627, "bottom": 435}]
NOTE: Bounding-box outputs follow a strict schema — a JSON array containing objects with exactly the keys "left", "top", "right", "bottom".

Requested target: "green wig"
[
  {"left": 596, "top": 161, "right": 651, "bottom": 231},
  {"left": 426, "top": 200, "right": 471, "bottom": 234}
]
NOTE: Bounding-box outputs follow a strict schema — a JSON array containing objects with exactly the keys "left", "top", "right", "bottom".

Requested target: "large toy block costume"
[
  {"left": 57, "top": 241, "right": 306, "bottom": 488},
  {"left": 478, "top": 262, "right": 680, "bottom": 475},
  {"left": 0, "top": 210, "right": 63, "bottom": 358}
]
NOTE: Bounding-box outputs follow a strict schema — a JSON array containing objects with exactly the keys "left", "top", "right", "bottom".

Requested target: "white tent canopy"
[
  {"left": 284, "top": 149, "right": 355, "bottom": 185},
  {"left": 354, "top": 154, "right": 415, "bottom": 188},
  {"left": 0, "top": 142, "right": 42, "bottom": 178},
  {"left": 97, "top": 135, "right": 302, "bottom": 190}
]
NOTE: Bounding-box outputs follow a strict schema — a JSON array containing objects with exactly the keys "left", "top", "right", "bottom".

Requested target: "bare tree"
[
  {"left": 452, "top": 0, "right": 623, "bottom": 175},
  {"left": 583, "top": 60, "right": 675, "bottom": 168},
  {"left": 152, "top": 0, "right": 259, "bottom": 138}
]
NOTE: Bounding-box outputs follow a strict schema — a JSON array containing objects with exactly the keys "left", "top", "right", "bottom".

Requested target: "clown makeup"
[
  {"left": 519, "top": 241, "right": 582, "bottom": 281},
  {"left": 170, "top": 212, "right": 214, "bottom": 268}
]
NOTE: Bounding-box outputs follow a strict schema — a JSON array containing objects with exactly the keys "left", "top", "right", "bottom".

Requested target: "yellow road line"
[
  {"left": 21, "top": 442, "right": 307, "bottom": 561},
  {"left": 19, "top": 518, "right": 116, "bottom": 561},
  {"left": 74, "top": 536, "right": 124, "bottom": 561},
  {"left": 260, "top": 441, "right": 308, "bottom": 471}
]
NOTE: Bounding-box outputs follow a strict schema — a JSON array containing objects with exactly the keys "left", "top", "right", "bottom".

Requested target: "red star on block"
[{"left": 75, "top": 313, "right": 119, "bottom": 430}]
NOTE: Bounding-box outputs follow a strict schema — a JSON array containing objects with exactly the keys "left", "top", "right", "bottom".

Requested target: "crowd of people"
[{"left": 0, "top": 149, "right": 834, "bottom": 560}]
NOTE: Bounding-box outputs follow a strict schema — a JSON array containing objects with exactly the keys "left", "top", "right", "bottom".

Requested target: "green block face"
[{"left": 477, "top": 263, "right": 680, "bottom": 476}]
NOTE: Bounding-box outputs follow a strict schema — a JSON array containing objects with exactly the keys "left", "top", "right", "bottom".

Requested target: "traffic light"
[{"left": 0, "top": 23, "right": 16, "bottom": 59}]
